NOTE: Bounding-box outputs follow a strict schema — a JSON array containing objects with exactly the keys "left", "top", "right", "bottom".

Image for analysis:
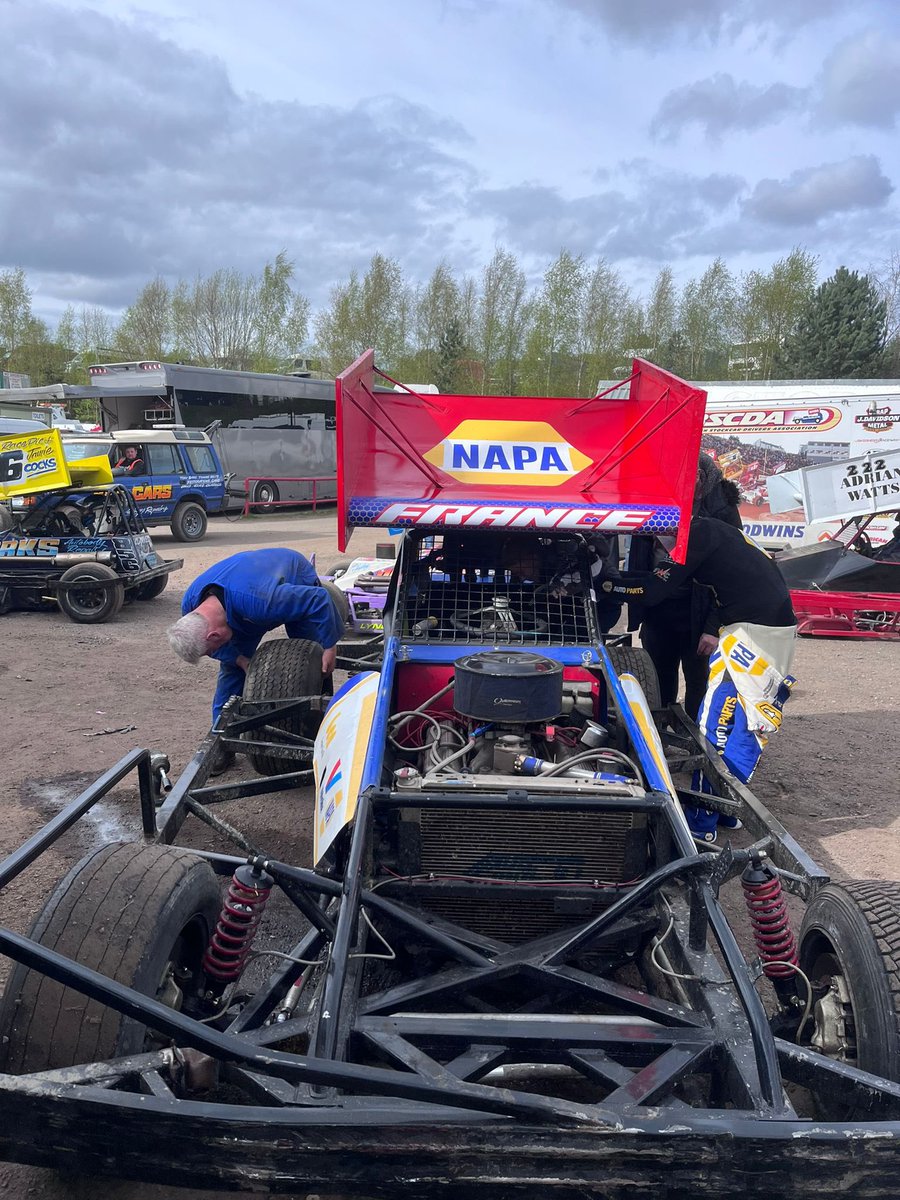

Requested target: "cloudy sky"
[{"left": 2, "top": 0, "right": 899, "bottom": 328}]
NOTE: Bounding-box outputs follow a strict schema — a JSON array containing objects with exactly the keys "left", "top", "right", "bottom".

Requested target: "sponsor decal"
[
  {"left": 704, "top": 406, "right": 842, "bottom": 434},
  {"left": 0, "top": 537, "right": 60, "bottom": 557},
  {"left": 841, "top": 457, "right": 900, "bottom": 503},
  {"left": 354, "top": 498, "right": 677, "bottom": 534},
  {"left": 132, "top": 484, "right": 173, "bottom": 501},
  {"left": 742, "top": 522, "right": 806, "bottom": 541},
  {"left": 855, "top": 404, "right": 900, "bottom": 433},
  {"left": 0, "top": 429, "right": 71, "bottom": 497},
  {"left": 423, "top": 420, "right": 593, "bottom": 487}
]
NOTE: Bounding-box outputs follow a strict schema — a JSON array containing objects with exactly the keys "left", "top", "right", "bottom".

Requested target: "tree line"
[{"left": 1, "top": 245, "right": 896, "bottom": 402}]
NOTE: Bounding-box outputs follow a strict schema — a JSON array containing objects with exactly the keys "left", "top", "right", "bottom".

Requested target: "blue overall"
[{"left": 181, "top": 548, "right": 343, "bottom": 723}]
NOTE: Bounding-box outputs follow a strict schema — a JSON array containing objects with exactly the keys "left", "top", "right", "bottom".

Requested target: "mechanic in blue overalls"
[{"left": 167, "top": 548, "right": 344, "bottom": 772}]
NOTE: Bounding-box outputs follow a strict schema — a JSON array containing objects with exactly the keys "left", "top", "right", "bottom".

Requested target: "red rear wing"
[{"left": 336, "top": 352, "right": 706, "bottom": 562}]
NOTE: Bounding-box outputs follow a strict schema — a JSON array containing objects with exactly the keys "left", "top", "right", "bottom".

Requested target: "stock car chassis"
[{"left": 1, "top": 662, "right": 900, "bottom": 1197}]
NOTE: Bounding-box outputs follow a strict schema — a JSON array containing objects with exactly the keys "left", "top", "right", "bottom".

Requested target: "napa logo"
[{"left": 424, "top": 420, "right": 593, "bottom": 487}]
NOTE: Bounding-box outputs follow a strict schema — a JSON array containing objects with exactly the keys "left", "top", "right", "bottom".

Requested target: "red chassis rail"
[{"left": 791, "top": 588, "right": 900, "bottom": 640}]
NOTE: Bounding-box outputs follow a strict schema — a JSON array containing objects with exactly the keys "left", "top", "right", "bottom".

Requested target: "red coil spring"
[
  {"left": 202, "top": 866, "right": 272, "bottom": 983},
  {"left": 741, "top": 866, "right": 798, "bottom": 979}
]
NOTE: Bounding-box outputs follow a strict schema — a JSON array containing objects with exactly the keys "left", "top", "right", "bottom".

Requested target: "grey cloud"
[
  {"left": 816, "top": 31, "right": 900, "bottom": 129},
  {"left": 543, "top": 0, "right": 839, "bottom": 45},
  {"left": 470, "top": 167, "right": 745, "bottom": 262},
  {"left": 651, "top": 74, "right": 808, "bottom": 142},
  {"left": 743, "top": 156, "right": 893, "bottom": 226},
  {"left": 0, "top": 3, "right": 475, "bottom": 310}
]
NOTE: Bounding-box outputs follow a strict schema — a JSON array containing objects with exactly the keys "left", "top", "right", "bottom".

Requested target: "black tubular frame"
[{"left": 1, "top": 665, "right": 900, "bottom": 1192}]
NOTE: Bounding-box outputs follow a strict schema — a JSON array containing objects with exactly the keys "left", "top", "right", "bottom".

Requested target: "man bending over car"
[{"left": 167, "top": 548, "right": 345, "bottom": 773}]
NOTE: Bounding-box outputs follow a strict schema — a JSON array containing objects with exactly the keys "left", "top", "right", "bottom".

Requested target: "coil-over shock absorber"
[
  {"left": 202, "top": 860, "right": 274, "bottom": 991},
  {"left": 741, "top": 852, "right": 799, "bottom": 1005}
]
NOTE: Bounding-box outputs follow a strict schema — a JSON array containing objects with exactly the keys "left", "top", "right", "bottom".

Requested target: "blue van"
[{"left": 61, "top": 428, "right": 227, "bottom": 541}]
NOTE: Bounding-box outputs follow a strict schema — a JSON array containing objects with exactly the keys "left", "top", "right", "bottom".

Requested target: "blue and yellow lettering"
[
  {"left": 731, "top": 643, "right": 756, "bottom": 669},
  {"left": 512, "top": 445, "right": 538, "bottom": 471},
  {"left": 451, "top": 443, "right": 478, "bottom": 470},
  {"left": 483, "top": 445, "right": 510, "bottom": 471},
  {"left": 541, "top": 446, "right": 567, "bottom": 472}
]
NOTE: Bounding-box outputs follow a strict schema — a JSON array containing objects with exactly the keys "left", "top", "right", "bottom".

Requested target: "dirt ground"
[{"left": 0, "top": 507, "right": 898, "bottom": 1198}]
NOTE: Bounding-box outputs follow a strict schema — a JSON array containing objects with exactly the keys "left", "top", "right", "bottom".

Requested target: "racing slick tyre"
[
  {"left": 170, "top": 500, "right": 207, "bottom": 542},
  {"left": 799, "top": 880, "right": 900, "bottom": 1082},
  {"left": 57, "top": 562, "right": 125, "bottom": 623},
  {"left": 242, "top": 638, "right": 326, "bottom": 776},
  {"left": 0, "top": 842, "right": 221, "bottom": 1073},
  {"left": 328, "top": 557, "right": 354, "bottom": 579},
  {"left": 251, "top": 479, "right": 279, "bottom": 513},
  {"left": 321, "top": 579, "right": 350, "bottom": 628},
  {"left": 135, "top": 572, "right": 169, "bottom": 601},
  {"left": 606, "top": 645, "right": 662, "bottom": 710}
]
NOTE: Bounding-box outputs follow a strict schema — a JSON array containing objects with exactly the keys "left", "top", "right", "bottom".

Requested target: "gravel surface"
[{"left": 0, "top": 507, "right": 898, "bottom": 1198}]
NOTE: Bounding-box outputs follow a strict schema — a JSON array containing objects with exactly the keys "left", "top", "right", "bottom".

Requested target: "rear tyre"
[
  {"left": 328, "top": 558, "right": 354, "bottom": 579},
  {"left": 0, "top": 842, "right": 221, "bottom": 1072},
  {"left": 799, "top": 880, "right": 900, "bottom": 1081},
  {"left": 242, "top": 639, "right": 325, "bottom": 775},
  {"left": 171, "top": 501, "right": 207, "bottom": 542},
  {"left": 0, "top": 505, "right": 13, "bottom": 532},
  {"left": 321, "top": 579, "right": 350, "bottom": 628},
  {"left": 135, "top": 572, "right": 169, "bottom": 601},
  {"left": 251, "top": 480, "right": 279, "bottom": 513},
  {"left": 606, "top": 644, "right": 662, "bottom": 710},
  {"left": 57, "top": 562, "right": 124, "bottom": 624}
]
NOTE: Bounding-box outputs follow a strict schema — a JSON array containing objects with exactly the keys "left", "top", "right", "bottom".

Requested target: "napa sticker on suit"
[
  {"left": 0, "top": 428, "right": 72, "bottom": 498},
  {"left": 313, "top": 670, "right": 380, "bottom": 864},
  {"left": 697, "top": 623, "right": 796, "bottom": 784}
]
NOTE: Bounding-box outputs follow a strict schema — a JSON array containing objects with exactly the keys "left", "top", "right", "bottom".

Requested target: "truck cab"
[{"left": 61, "top": 427, "right": 227, "bottom": 542}]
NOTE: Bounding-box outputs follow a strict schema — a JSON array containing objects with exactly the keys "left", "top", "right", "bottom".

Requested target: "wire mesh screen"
[{"left": 399, "top": 531, "right": 597, "bottom": 647}]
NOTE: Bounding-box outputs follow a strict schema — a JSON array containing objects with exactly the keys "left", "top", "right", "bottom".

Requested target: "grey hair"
[{"left": 167, "top": 612, "right": 210, "bottom": 664}]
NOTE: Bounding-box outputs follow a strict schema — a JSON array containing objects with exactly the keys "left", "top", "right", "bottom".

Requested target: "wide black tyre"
[
  {"left": 251, "top": 479, "right": 279, "bottom": 513},
  {"left": 242, "top": 638, "right": 325, "bottom": 775},
  {"left": 135, "top": 572, "right": 169, "bottom": 601},
  {"left": 0, "top": 842, "right": 221, "bottom": 1073},
  {"left": 321, "top": 579, "right": 350, "bottom": 628},
  {"left": 606, "top": 645, "right": 662, "bottom": 710},
  {"left": 0, "top": 505, "right": 13, "bottom": 532},
  {"left": 170, "top": 501, "right": 207, "bottom": 542},
  {"left": 57, "top": 562, "right": 125, "bottom": 623},
  {"left": 799, "top": 880, "right": 900, "bottom": 1081},
  {"left": 328, "top": 557, "right": 354, "bottom": 579}
]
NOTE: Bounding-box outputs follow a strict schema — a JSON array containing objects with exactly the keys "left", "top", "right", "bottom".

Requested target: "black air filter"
[{"left": 454, "top": 650, "right": 563, "bottom": 723}]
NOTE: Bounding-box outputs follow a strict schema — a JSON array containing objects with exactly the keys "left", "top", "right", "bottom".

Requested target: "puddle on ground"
[{"left": 26, "top": 779, "right": 142, "bottom": 845}]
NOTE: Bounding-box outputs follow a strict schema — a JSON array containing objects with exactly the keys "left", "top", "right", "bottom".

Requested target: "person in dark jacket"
[
  {"left": 168, "top": 549, "right": 345, "bottom": 770},
  {"left": 604, "top": 517, "right": 795, "bottom": 629},
  {"left": 627, "top": 454, "right": 742, "bottom": 719}
]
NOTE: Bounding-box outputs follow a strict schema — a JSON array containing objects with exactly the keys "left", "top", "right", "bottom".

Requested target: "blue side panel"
[
  {"left": 359, "top": 634, "right": 399, "bottom": 790},
  {"left": 596, "top": 644, "right": 673, "bottom": 796}
]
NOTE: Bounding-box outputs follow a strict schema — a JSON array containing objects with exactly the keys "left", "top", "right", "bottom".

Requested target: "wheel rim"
[
  {"left": 68, "top": 581, "right": 108, "bottom": 615},
  {"left": 182, "top": 509, "right": 204, "bottom": 537}
]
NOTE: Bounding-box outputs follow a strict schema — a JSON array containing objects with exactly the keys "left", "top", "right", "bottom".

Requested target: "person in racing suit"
[{"left": 168, "top": 548, "right": 345, "bottom": 771}]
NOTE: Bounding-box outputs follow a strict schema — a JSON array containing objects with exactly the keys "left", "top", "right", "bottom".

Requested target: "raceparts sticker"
[{"left": 0, "top": 430, "right": 70, "bottom": 496}]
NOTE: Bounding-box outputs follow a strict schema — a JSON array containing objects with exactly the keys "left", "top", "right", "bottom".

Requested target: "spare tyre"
[{"left": 242, "top": 639, "right": 326, "bottom": 775}]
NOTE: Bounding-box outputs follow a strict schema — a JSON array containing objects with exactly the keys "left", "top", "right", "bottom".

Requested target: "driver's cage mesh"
[{"left": 398, "top": 532, "right": 597, "bottom": 647}]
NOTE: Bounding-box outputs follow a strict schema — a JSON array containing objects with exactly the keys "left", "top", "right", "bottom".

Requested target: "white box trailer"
[{"left": 698, "top": 379, "right": 900, "bottom": 548}]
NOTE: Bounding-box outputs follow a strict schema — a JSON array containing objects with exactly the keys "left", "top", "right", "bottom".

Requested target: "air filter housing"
[{"left": 454, "top": 651, "right": 563, "bottom": 723}]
